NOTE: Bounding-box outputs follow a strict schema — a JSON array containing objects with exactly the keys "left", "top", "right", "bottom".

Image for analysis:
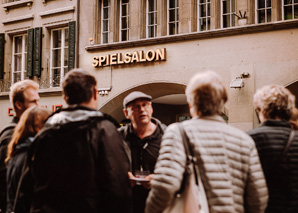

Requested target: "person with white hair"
[
  {"left": 248, "top": 84, "right": 298, "bottom": 212},
  {"left": 146, "top": 71, "right": 268, "bottom": 213}
]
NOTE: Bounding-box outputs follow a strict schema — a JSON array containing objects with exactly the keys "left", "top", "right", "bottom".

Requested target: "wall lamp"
[
  {"left": 97, "top": 87, "right": 111, "bottom": 96},
  {"left": 230, "top": 72, "right": 250, "bottom": 89}
]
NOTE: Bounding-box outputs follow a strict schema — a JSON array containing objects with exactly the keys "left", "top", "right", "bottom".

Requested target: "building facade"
[{"left": 0, "top": 0, "right": 298, "bottom": 130}]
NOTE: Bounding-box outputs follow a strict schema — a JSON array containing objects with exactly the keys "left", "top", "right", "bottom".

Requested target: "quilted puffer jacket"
[{"left": 146, "top": 115, "right": 268, "bottom": 213}]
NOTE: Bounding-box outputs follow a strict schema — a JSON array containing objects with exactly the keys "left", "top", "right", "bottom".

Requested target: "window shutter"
[
  {"left": 27, "top": 28, "right": 34, "bottom": 78},
  {"left": 33, "top": 27, "right": 42, "bottom": 77},
  {"left": 0, "top": 33, "right": 5, "bottom": 79},
  {"left": 68, "top": 21, "right": 76, "bottom": 71}
]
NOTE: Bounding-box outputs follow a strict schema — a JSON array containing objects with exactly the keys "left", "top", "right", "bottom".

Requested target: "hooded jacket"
[{"left": 29, "top": 106, "right": 132, "bottom": 213}]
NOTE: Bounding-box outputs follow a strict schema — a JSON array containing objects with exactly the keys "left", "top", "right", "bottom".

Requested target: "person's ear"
[
  {"left": 15, "top": 101, "right": 23, "bottom": 111},
  {"left": 93, "top": 87, "right": 98, "bottom": 101},
  {"left": 124, "top": 108, "right": 129, "bottom": 119}
]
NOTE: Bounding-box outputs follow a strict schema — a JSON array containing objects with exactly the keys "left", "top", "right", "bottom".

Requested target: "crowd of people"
[{"left": 0, "top": 68, "right": 297, "bottom": 213}]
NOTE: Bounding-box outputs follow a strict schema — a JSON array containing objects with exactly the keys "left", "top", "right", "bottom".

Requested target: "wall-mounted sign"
[{"left": 92, "top": 48, "right": 166, "bottom": 67}]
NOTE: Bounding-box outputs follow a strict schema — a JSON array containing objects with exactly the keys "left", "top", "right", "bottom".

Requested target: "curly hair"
[
  {"left": 186, "top": 71, "right": 228, "bottom": 117},
  {"left": 253, "top": 85, "right": 295, "bottom": 121}
]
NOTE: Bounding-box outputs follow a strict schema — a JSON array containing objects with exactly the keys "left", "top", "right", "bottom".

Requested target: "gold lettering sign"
[{"left": 92, "top": 48, "right": 166, "bottom": 67}]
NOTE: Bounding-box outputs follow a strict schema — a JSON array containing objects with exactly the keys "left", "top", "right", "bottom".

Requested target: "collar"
[
  {"left": 260, "top": 119, "right": 291, "bottom": 128},
  {"left": 192, "top": 114, "right": 225, "bottom": 123}
]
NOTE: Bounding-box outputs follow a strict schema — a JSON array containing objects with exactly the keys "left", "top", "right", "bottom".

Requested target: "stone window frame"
[{"left": 12, "top": 34, "right": 28, "bottom": 84}]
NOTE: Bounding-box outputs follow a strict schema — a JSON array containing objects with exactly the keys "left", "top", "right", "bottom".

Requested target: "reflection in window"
[
  {"left": 168, "top": 0, "right": 179, "bottom": 35},
  {"left": 120, "top": 0, "right": 129, "bottom": 41},
  {"left": 102, "top": 0, "right": 110, "bottom": 44},
  {"left": 147, "top": 0, "right": 157, "bottom": 38},
  {"left": 198, "top": 0, "right": 211, "bottom": 31},
  {"left": 12, "top": 34, "right": 27, "bottom": 84},
  {"left": 256, "top": 0, "right": 271, "bottom": 23},
  {"left": 221, "top": 0, "right": 236, "bottom": 28},
  {"left": 50, "top": 27, "right": 69, "bottom": 87},
  {"left": 283, "top": 0, "right": 298, "bottom": 20}
]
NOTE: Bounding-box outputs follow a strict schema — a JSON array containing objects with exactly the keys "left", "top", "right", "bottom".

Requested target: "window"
[
  {"left": 102, "top": 0, "right": 110, "bottom": 44},
  {"left": 120, "top": 0, "right": 129, "bottom": 41},
  {"left": 283, "top": 0, "right": 298, "bottom": 20},
  {"left": 50, "top": 27, "right": 69, "bottom": 87},
  {"left": 12, "top": 34, "right": 27, "bottom": 84},
  {"left": 168, "top": 0, "right": 179, "bottom": 35},
  {"left": 256, "top": 0, "right": 272, "bottom": 23},
  {"left": 221, "top": 0, "right": 236, "bottom": 28},
  {"left": 198, "top": 0, "right": 211, "bottom": 31},
  {"left": 147, "top": 0, "right": 157, "bottom": 38}
]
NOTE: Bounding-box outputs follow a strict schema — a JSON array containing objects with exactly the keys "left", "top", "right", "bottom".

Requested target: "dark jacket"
[
  {"left": 6, "top": 137, "right": 34, "bottom": 213},
  {"left": 248, "top": 120, "right": 298, "bottom": 213},
  {"left": 0, "top": 117, "right": 18, "bottom": 213},
  {"left": 29, "top": 106, "right": 132, "bottom": 213},
  {"left": 118, "top": 118, "right": 166, "bottom": 213}
]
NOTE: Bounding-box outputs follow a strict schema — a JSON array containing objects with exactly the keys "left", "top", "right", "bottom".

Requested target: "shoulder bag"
[{"left": 163, "top": 123, "right": 209, "bottom": 213}]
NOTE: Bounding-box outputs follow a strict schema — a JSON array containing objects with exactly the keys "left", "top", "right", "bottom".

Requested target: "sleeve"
[
  {"left": 97, "top": 120, "right": 132, "bottom": 213},
  {"left": 244, "top": 138, "right": 268, "bottom": 213},
  {"left": 145, "top": 123, "right": 187, "bottom": 213}
]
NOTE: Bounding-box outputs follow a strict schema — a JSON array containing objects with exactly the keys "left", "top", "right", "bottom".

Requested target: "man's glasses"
[{"left": 129, "top": 102, "right": 151, "bottom": 111}]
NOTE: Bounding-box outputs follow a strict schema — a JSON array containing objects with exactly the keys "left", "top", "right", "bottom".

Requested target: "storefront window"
[
  {"left": 50, "top": 27, "right": 69, "bottom": 87},
  {"left": 147, "top": 0, "right": 157, "bottom": 38},
  {"left": 256, "top": 0, "right": 272, "bottom": 23},
  {"left": 168, "top": 0, "right": 179, "bottom": 35},
  {"left": 283, "top": 0, "right": 298, "bottom": 20},
  {"left": 198, "top": 0, "right": 211, "bottom": 31},
  {"left": 221, "top": 0, "right": 236, "bottom": 28},
  {"left": 102, "top": 0, "right": 110, "bottom": 44},
  {"left": 120, "top": 0, "right": 129, "bottom": 41},
  {"left": 12, "top": 34, "right": 27, "bottom": 84}
]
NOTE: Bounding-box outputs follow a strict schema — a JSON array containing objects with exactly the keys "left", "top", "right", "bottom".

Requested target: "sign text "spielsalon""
[{"left": 92, "top": 48, "right": 166, "bottom": 67}]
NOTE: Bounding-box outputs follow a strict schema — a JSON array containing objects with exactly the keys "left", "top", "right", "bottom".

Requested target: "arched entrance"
[{"left": 99, "top": 82, "right": 189, "bottom": 125}]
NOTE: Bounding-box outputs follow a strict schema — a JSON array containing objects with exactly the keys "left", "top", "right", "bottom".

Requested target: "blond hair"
[
  {"left": 253, "top": 85, "right": 295, "bottom": 120},
  {"left": 186, "top": 71, "right": 228, "bottom": 117},
  {"left": 9, "top": 80, "right": 39, "bottom": 112},
  {"left": 6, "top": 106, "right": 51, "bottom": 163}
]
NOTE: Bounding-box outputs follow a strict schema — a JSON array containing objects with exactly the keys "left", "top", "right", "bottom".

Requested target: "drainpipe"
[{"left": 76, "top": 0, "right": 80, "bottom": 68}]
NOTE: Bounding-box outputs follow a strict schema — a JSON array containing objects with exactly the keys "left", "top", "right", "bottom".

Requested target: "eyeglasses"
[{"left": 129, "top": 102, "right": 151, "bottom": 111}]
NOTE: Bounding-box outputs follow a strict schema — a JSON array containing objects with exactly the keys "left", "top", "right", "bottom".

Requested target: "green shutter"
[
  {"left": 68, "top": 21, "right": 76, "bottom": 71},
  {"left": 0, "top": 33, "right": 5, "bottom": 79},
  {"left": 33, "top": 27, "right": 42, "bottom": 77},
  {"left": 27, "top": 28, "right": 34, "bottom": 77}
]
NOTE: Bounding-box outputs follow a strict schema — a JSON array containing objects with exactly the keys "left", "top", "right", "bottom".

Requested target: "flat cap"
[{"left": 123, "top": 91, "right": 152, "bottom": 108}]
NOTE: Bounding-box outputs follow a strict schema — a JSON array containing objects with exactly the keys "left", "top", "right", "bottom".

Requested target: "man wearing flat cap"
[{"left": 119, "top": 91, "right": 166, "bottom": 213}]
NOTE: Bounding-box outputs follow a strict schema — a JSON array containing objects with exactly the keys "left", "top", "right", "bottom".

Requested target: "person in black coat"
[
  {"left": 6, "top": 106, "right": 51, "bottom": 213},
  {"left": 27, "top": 69, "right": 132, "bottom": 213},
  {"left": 248, "top": 84, "right": 298, "bottom": 213}
]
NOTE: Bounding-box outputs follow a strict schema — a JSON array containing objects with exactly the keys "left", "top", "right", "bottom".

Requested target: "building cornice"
[{"left": 85, "top": 20, "right": 298, "bottom": 52}]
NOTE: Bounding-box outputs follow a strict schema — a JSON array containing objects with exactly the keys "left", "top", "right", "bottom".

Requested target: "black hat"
[{"left": 123, "top": 91, "right": 152, "bottom": 108}]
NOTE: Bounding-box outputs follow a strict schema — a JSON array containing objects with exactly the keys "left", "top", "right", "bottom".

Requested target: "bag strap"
[
  {"left": 277, "top": 129, "right": 295, "bottom": 166},
  {"left": 176, "top": 123, "right": 199, "bottom": 195}
]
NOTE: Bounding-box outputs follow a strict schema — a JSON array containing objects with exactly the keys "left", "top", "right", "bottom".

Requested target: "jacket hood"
[{"left": 46, "top": 107, "right": 103, "bottom": 126}]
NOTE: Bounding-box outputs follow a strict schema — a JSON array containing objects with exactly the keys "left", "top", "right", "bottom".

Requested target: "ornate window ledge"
[
  {"left": 2, "top": 14, "right": 34, "bottom": 25},
  {"left": 2, "top": 0, "right": 33, "bottom": 13},
  {"left": 39, "top": 6, "right": 75, "bottom": 18}
]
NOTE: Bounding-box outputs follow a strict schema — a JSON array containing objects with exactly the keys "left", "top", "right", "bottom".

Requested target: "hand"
[
  {"left": 128, "top": 172, "right": 136, "bottom": 187},
  {"left": 141, "top": 174, "right": 154, "bottom": 189}
]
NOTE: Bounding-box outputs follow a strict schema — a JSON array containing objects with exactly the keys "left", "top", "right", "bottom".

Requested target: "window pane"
[
  {"left": 13, "top": 72, "right": 21, "bottom": 83},
  {"left": 201, "top": 4, "right": 206, "bottom": 17},
  {"left": 200, "top": 0, "right": 206, "bottom": 3},
  {"left": 258, "top": 10, "right": 265, "bottom": 23},
  {"left": 64, "top": 28, "right": 69, "bottom": 47},
  {"left": 295, "top": 5, "right": 298, "bottom": 19},
  {"left": 148, "top": 0, "right": 155, "bottom": 12},
  {"left": 122, "top": 5, "right": 127, "bottom": 16},
  {"left": 169, "top": 9, "right": 175, "bottom": 21},
  {"left": 207, "top": 3, "right": 210, "bottom": 16},
  {"left": 122, "top": 0, "right": 129, "bottom": 3},
  {"left": 284, "top": 5, "right": 292, "bottom": 20},
  {"left": 284, "top": 0, "right": 291, "bottom": 5},
  {"left": 53, "top": 30, "right": 62, "bottom": 48},
  {"left": 267, "top": 9, "right": 271, "bottom": 22},
  {"left": 14, "top": 36, "right": 22, "bottom": 53},
  {"left": 52, "top": 49, "right": 61, "bottom": 67},
  {"left": 258, "top": 0, "right": 265, "bottom": 9},
  {"left": 53, "top": 68, "right": 61, "bottom": 87},
  {"left": 103, "top": 20, "right": 109, "bottom": 31},
  {"left": 169, "top": 23, "right": 175, "bottom": 35},
  {"left": 122, "top": 17, "right": 128, "bottom": 28},
  {"left": 104, "top": 8, "right": 109, "bottom": 19},
  {"left": 103, "top": 0, "right": 109, "bottom": 7},
  {"left": 223, "top": 0, "right": 230, "bottom": 13},
  {"left": 64, "top": 48, "right": 68, "bottom": 67},
  {"left": 121, "top": 30, "right": 128, "bottom": 41},
  {"left": 148, "top": 13, "right": 154, "bottom": 25},
  {"left": 102, "top": 32, "right": 108, "bottom": 43},
  {"left": 14, "top": 55, "right": 22, "bottom": 71},
  {"left": 24, "top": 35, "right": 28, "bottom": 53},
  {"left": 267, "top": 0, "right": 271, "bottom": 7},
  {"left": 295, "top": 0, "right": 298, "bottom": 3},
  {"left": 169, "top": 0, "right": 175, "bottom": 8},
  {"left": 223, "top": 14, "right": 230, "bottom": 27},
  {"left": 148, "top": 26, "right": 154, "bottom": 38}
]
